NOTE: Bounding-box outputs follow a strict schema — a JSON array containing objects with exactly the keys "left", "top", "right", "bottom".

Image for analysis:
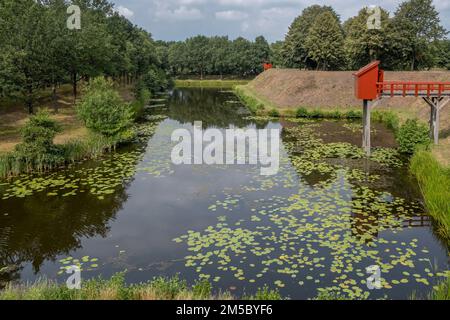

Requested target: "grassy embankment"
[
  {"left": 1, "top": 271, "right": 447, "bottom": 300},
  {"left": 0, "top": 84, "right": 146, "bottom": 179},
  {"left": 234, "top": 83, "right": 449, "bottom": 244},
  {"left": 0, "top": 273, "right": 281, "bottom": 301},
  {"left": 175, "top": 79, "right": 250, "bottom": 88},
  {"left": 410, "top": 150, "right": 450, "bottom": 241}
]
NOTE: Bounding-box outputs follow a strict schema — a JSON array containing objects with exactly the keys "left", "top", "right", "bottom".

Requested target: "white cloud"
[
  {"left": 116, "top": 5, "right": 134, "bottom": 19},
  {"left": 153, "top": 1, "right": 204, "bottom": 21},
  {"left": 215, "top": 10, "right": 249, "bottom": 20}
]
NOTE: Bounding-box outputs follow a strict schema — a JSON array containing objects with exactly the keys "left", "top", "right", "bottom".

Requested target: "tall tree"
[
  {"left": 282, "top": 5, "right": 340, "bottom": 69},
  {"left": 185, "top": 36, "right": 211, "bottom": 79},
  {"left": 391, "top": 0, "right": 447, "bottom": 70},
  {"left": 305, "top": 12, "right": 345, "bottom": 70},
  {"left": 0, "top": 0, "right": 49, "bottom": 113},
  {"left": 270, "top": 41, "right": 284, "bottom": 68},
  {"left": 343, "top": 7, "right": 391, "bottom": 70}
]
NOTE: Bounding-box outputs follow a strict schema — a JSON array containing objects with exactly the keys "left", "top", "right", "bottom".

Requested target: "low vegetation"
[
  {"left": 410, "top": 150, "right": 450, "bottom": 241},
  {"left": 0, "top": 78, "right": 153, "bottom": 179},
  {"left": 295, "top": 107, "right": 362, "bottom": 119},
  {"left": 77, "top": 78, "right": 136, "bottom": 142},
  {"left": 396, "top": 120, "right": 431, "bottom": 154},
  {"left": 0, "top": 273, "right": 281, "bottom": 301},
  {"left": 175, "top": 80, "right": 250, "bottom": 88}
]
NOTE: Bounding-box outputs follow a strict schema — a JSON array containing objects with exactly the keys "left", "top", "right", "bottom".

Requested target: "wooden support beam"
[
  {"left": 423, "top": 97, "right": 441, "bottom": 145},
  {"left": 438, "top": 97, "right": 450, "bottom": 111},
  {"left": 362, "top": 99, "right": 371, "bottom": 156}
]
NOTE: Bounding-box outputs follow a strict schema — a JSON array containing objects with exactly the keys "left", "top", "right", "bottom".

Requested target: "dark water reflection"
[{"left": 0, "top": 88, "right": 448, "bottom": 299}]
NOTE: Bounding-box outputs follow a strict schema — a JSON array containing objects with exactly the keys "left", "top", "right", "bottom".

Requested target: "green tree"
[
  {"left": 76, "top": 78, "right": 134, "bottom": 139},
  {"left": 254, "top": 36, "right": 271, "bottom": 70},
  {"left": 270, "top": 41, "right": 285, "bottom": 68},
  {"left": 15, "top": 110, "right": 62, "bottom": 163},
  {"left": 282, "top": 5, "right": 340, "bottom": 69},
  {"left": 343, "top": 7, "right": 391, "bottom": 70},
  {"left": 391, "top": 0, "right": 447, "bottom": 70},
  {"left": 434, "top": 40, "right": 450, "bottom": 69},
  {"left": 305, "top": 12, "right": 345, "bottom": 70},
  {"left": 0, "top": 0, "right": 49, "bottom": 113},
  {"left": 186, "top": 36, "right": 212, "bottom": 79}
]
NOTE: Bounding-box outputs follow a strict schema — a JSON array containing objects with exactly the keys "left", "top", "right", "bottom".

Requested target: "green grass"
[
  {"left": 175, "top": 80, "right": 250, "bottom": 88},
  {"left": 411, "top": 276, "right": 450, "bottom": 300},
  {"left": 0, "top": 133, "right": 120, "bottom": 179},
  {"left": 295, "top": 107, "right": 363, "bottom": 119},
  {"left": 234, "top": 85, "right": 275, "bottom": 113},
  {"left": 410, "top": 149, "right": 450, "bottom": 242},
  {"left": 0, "top": 273, "right": 281, "bottom": 301}
]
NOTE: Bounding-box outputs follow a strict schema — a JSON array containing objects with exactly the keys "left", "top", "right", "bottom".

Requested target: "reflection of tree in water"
[
  {"left": 0, "top": 180, "right": 130, "bottom": 287},
  {"left": 167, "top": 88, "right": 254, "bottom": 129},
  {"left": 0, "top": 122, "right": 166, "bottom": 288}
]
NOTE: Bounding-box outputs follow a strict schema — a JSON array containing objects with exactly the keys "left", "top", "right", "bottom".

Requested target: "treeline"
[
  {"left": 158, "top": 36, "right": 271, "bottom": 78},
  {"left": 278, "top": 0, "right": 449, "bottom": 71},
  {"left": 0, "top": 0, "right": 170, "bottom": 114}
]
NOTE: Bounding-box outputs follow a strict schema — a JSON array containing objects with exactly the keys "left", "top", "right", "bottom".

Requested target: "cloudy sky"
[{"left": 113, "top": 0, "right": 450, "bottom": 42}]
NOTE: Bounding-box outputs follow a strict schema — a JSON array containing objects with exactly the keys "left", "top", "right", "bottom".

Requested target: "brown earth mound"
[{"left": 247, "top": 68, "right": 450, "bottom": 133}]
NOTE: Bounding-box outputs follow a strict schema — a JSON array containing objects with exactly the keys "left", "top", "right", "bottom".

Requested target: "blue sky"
[{"left": 112, "top": 0, "right": 450, "bottom": 42}]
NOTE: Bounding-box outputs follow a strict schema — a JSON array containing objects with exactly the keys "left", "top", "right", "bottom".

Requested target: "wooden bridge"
[{"left": 354, "top": 61, "right": 450, "bottom": 155}]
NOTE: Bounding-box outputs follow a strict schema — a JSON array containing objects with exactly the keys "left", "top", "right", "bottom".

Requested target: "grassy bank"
[
  {"left": 2, "top": 272, "right": 447, "bottom": 300},
  {"left": 410, "top": 150, "right": 450, "bottom": 241},
  {"left": 235, "top": 85, "right": 365, "bottom": 118},
  {"left": 0, "top": 273, "right": 281, "bottom": 301},
  {"left": 0, "top": 83, "right": 149, "bottom": 179},
  {"left": 176, "top": 80, "right": 250, "bottom": 88}
]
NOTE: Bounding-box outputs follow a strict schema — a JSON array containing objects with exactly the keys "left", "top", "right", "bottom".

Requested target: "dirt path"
[{"left": 0, "top": 85, "right": 134, "bottom": 154}]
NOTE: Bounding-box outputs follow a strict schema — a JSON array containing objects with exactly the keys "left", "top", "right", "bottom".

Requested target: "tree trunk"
[
  {"left": 52, "top": 83, "right": 58, "bottom": 113},
  {"left": 26, "top": 86, "right": 33, "bottom": 114},
  {"left": 72, "top": 72, "right": 77, "bottom": 101}
]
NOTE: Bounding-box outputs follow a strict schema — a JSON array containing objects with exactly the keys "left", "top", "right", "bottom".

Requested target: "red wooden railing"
[{"left": 376, "top": 81, "right": 450, "bottom": 98}]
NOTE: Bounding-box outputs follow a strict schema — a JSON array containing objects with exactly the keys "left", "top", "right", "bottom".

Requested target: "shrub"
[
  {"left": 77, "top": 78, "right": 135, "bottom": 141},
  {"left": 138, "top": 67, "right": 172, "bottom": 95},
  {"left": 296, "top": 107, "right": 309, "bottom": 118},
  {"left": 15, "top": 110, "right": 62, "bottom": 158},
  {"left": 345, "top": 110, "right": 363, "bottom": 119},
  {"left": 268, "top": 109, "right": 280, "bottom": 117},
  {"left": 372, "top": 111, "right": 399, "bottom": 132},
  {"left": 131, "top": 88, "right": 151, "bottom": 120},
  {"left": 397, "top": 119, "right": 430, "bottom": 154},
  {"left": 12, "top": 110, "right": 64, "bottom": 172}
]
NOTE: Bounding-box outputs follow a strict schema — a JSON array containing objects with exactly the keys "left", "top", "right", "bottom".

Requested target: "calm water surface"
[{"left": 0, "top": 88, "right": 448, "bottom": 299}]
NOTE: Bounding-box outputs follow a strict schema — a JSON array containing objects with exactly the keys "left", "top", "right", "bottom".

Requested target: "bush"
[
  {"left": 268, "top": 109, "right": 280, "bottom": 117},
  {"left": 397, "top": 119, "right": 430, "bottom": 154},
  {"left": 15, "top": 110, "right": 62, "bottom": 157},
  {"left": 12, "top": 110, "right": 64, "bottom": 170},
  {"left": 77, "top": 78, "right": 135, "bottom": 141},
  {"left": 137, "top": 67, "right": 172, "bottom": 95},
  {"left": 296, "top": 107, "right": 309, "bottom": 118},
  {"left": 131, "top": 88, "right": 151, "bottom": 120}
]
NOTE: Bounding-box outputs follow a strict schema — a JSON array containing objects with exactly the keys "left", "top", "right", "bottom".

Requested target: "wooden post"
[
  {"left": 424, "top": 97, "right": 441, "bottom": 145},
  {"left": 432, "top": 100, "right": 439, "bottom": 145},
  {"left": 362, "top": 99, "right": 371, "bottom": 156}
]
